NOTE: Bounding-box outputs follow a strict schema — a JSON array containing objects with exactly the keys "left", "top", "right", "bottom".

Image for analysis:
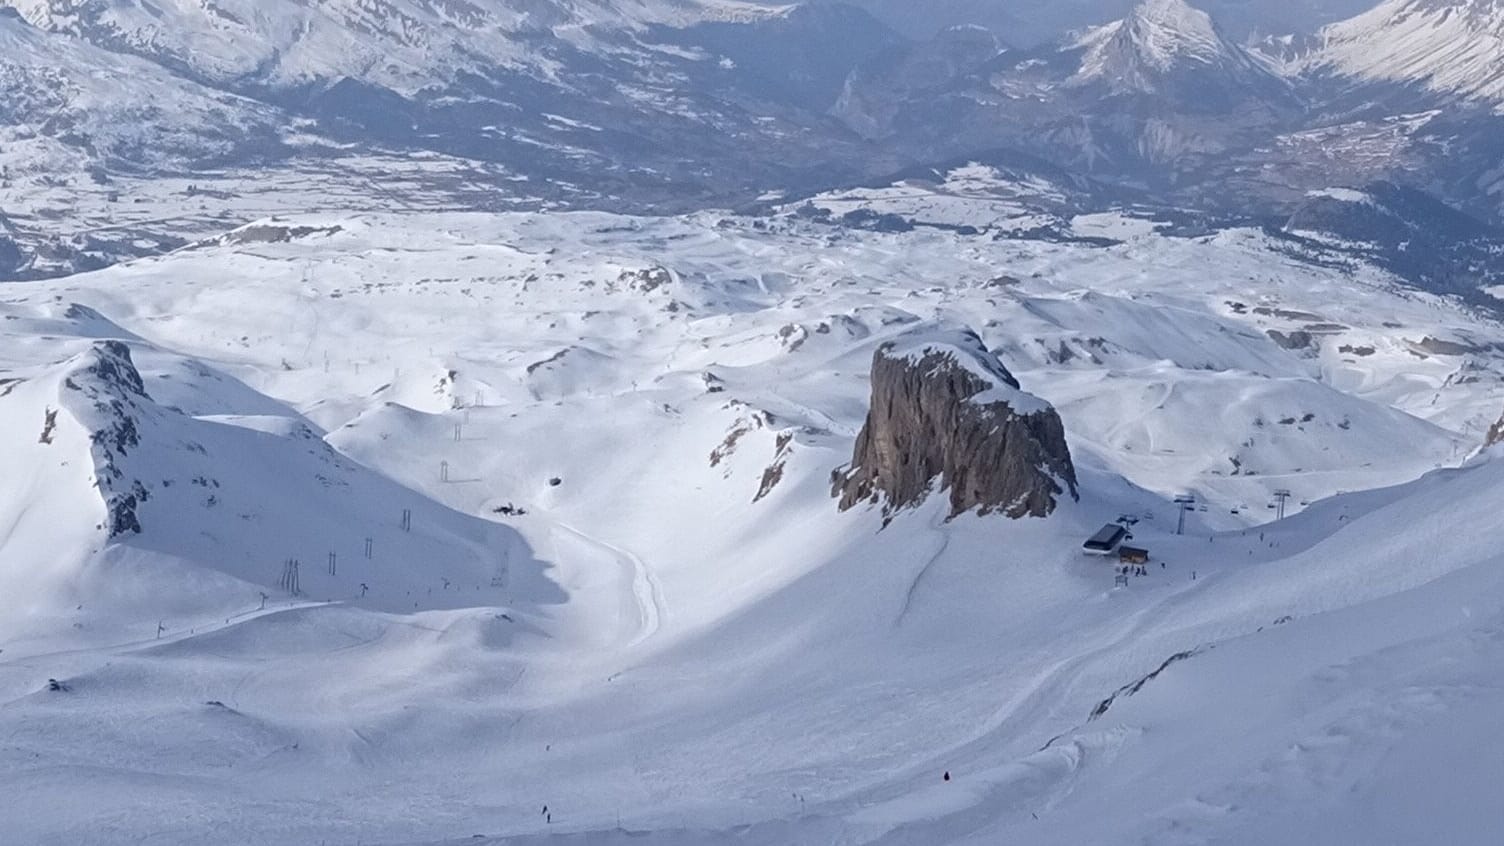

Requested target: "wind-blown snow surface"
[{"left": 2, "top": 209, "right": 1504, "bottom": 843}]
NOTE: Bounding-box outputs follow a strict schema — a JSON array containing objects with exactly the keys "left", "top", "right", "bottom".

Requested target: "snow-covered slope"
[
  {"left": 3, "top": 204, "right": 1504, "bottom": 843},
  {"left": 0, "top": 302, "right": 536, "bottom": 647},
  {"left": 0, "top": 8, "right": 282, "bottom": 170},
  {"left": 783, "top": 156, "right": 1133, "bottom": 236},
  {"left": 1310, "top": 0, "right": 1504, "bottom": 110},
  {"left": 2, "top": 0, "right": 786, "bottom": 93},
  {"left": 0, "top": 0, "right": 904, "bottom": 239},
  {"left": 0, "top": 8, "right": 303, "bottom": 276}
]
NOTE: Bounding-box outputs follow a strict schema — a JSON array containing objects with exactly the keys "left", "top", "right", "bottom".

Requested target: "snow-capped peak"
[
  {"left": 1310, "top": 0, "right": 1504, "bottom": 110},
  {"left": 1123, "top": 0, "right": 1224, "bottom": 68},
  {"left": 1071, "top": 0, "right": 1273, "bottom": 94}
]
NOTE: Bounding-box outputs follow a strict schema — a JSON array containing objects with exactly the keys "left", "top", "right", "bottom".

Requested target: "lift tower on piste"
[
  {"left": 1272, "top": 489, "right": 1292, "bottom": 521},
  {"left": 1174, "top": 494, "right": 1196, "bottom": 535}
]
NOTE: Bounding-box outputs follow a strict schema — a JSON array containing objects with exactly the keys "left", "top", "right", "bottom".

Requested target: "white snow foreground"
[{"left": 1, "top": 209, "right": 1503, "bottom": 844}]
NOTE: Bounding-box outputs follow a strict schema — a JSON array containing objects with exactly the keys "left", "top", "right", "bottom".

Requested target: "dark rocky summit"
[{"left": 833, "top": 328, "right": 1078, "bottom": 521}]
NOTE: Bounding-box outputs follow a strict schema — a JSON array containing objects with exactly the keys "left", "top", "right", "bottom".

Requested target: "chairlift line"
[{"left": 1174, "top": 493, "right": 1196, "bottom": 535}]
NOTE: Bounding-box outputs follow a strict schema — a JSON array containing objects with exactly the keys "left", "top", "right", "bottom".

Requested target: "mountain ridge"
[{"left": 1307, "top": 0, "right": 1504, "bottom": 110}]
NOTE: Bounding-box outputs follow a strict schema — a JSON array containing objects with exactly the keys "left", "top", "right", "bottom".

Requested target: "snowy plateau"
[{"left": 3, "top": 1, "right": 1504, "bottom": 846}]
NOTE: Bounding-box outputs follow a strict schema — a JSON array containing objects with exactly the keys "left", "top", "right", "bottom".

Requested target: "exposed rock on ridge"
[
  {"left": 834, "top": 328, "right": 1078, "bottom": 521},
  {"left": 60, "top": 340, "right": 152, "bottom": 537},
  {"left": 1486, "top": 408, "right": 1504, "bottom": 449}
]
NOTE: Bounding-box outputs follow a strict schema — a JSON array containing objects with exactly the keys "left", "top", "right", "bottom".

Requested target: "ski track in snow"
[
  {"left": 895, "top": 513, "right": 952, "bottom": 627},
  {"left": 858, "top": 558, "right": 1219, "bottom": 816},
  {"left": 549, "top": 521, "right": 664, "bottom": 650}
]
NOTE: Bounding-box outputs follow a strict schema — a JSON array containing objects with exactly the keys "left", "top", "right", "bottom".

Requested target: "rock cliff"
[{"left": 834, "top": 328, "right": 1078, "bottom": 521}]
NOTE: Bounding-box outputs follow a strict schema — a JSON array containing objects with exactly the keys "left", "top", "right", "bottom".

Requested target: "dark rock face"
[
  {"left": 64, "top": 341, "right": 146, "bottom": 481},
  {"left": 106, "top": 491, "right": 143, "bottom": 538},
  {"left": 69, "top": 340, "right": 147, "bottom": 399},
  {"left": 833, "top": 328, "right": 1078, "bottom": 521},
  {"left": 1487, "top": 412, "right": 1504, "bottom": 449},
  {"left": 0, "top": 232, "right": 24, "bottom": 277},
  {"left": 1267, "top": 329, "right": 1315, "bottom": 352},
  {"left": 61, "top": 341, "right": 151, "bottom": 537}
]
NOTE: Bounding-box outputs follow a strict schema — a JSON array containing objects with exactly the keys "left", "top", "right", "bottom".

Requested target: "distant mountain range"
[
  {"left": 0, "top": 1, "right": 902, "bottom": 206},
  {"left": 837, "top": 0, "right": 1504, "bottom": 225},
  {"left": 835, "top": 0, "right": 1379, "bottom": 45},
  {"left": 3, "top": 0, "right": 1504, "bottom": 292}
]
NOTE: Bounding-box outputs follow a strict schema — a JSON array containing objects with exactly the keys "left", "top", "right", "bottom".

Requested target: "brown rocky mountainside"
[{"left": 834, "top": 328, "right": 1078, "bottom": 522}]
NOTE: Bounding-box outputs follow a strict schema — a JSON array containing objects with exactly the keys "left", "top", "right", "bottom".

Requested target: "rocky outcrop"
[
  {"left": 617, "top": 266, "right": 673, "bottom": 293},
  {"left": 1486, "top": 410, "right": 1504, "bottom": 450},
  {"left": 833, "top": 328, "right": 1078, "bottom": 521},
  {"left": 61, "top": 341, "right": 152, "bottom": 538},
  {"left": 0, "top": 232, "right": 24, "bottom": 278},
  {"left": 214, "top": 221, "right": 343, "bottom": 248},
  {"left": 63, "top": 341, "right": 147, "bottom": 474},
  {"left": 1267, "top": 329, "right": 1314, "bottom": 352}
]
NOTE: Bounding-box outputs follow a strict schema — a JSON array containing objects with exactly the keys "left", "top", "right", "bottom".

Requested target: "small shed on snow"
[
  {"left": 1083, "top": 524, "right": 1128, "bottom": 554},
  {"left": 1119, "top": 546, "right": 1150, "bottom": 565}
]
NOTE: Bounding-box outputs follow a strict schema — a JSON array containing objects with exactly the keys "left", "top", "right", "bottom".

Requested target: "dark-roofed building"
[{"left": 1083, "top": 524, "right": 1128, "bottom": 554}]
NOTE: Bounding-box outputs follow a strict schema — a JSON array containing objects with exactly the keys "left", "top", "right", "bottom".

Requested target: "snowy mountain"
[
  {"left": 0, "top": 7, "right": 282, "bottom": 169},
  {"left": 7, "top": 1, "right": 1504, "bottom": 842},
  {"left": 3, "top": 204, "right": 1504, "bottom": 843},
  {"left": 1068, "top": 0, "right": 1286, "bottom": 101},
  {"left": 841, "top": 0, "right": 1379, "bottom": 46},
  {"left": 835, "top": 0, "right": 1302, "bottom": 188},
  {"left": 0, "top": 6, "right": 302, "bottom": 275},
  {"left": 3, "top": 0, "right": 788, "bottom": 93},
  {"left": 1309, "top": 0, "right": 1504, "bottom": 110},
  {"left": 0, "top": 0, "right": 903, "bottom": 222},
  {"left": 4, "top": 0, "right": 1504, "bottom": 272},
  {"left": 824, "top": 0, "right": 1504, "bottom": 230},
  {"left": 0, "top": 306, "right": 528, "bottom": 634}
]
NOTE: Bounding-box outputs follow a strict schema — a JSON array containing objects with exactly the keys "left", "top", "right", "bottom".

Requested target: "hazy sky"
[{"left": 840, "top": 0, "right": 1382, "bottom": 45}]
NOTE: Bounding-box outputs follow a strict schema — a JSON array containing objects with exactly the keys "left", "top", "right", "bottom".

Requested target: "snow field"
[{"left": 2, "top": 207, "right": 1504, "bottom": 843}]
